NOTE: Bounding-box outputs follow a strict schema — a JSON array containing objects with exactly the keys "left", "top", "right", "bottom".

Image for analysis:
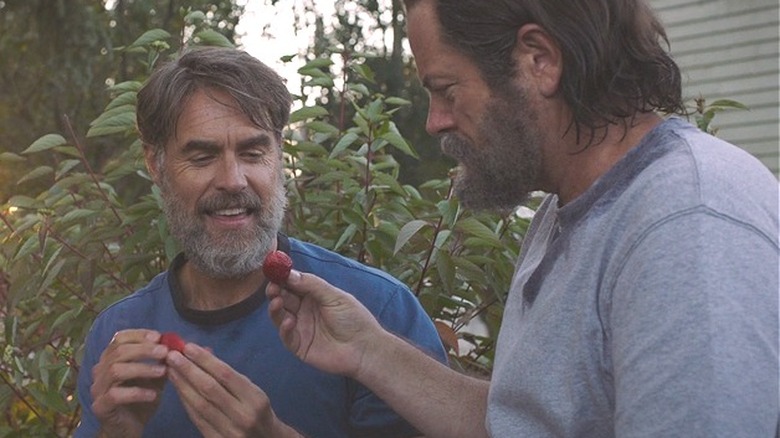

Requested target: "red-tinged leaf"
[{"left": 434, "top": 320, "right": 460, "bottom": 356}]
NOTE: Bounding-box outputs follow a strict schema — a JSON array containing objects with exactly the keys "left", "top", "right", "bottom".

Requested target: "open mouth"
[{"left": 212, "top": 207, "right": 250, "bottom": 217}]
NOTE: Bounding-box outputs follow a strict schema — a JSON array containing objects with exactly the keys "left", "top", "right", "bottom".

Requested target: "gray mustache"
[{"left": 197, "top": 191, "right": 262, "bottom": 214}]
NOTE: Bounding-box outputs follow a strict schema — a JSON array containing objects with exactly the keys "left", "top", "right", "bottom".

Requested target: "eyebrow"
[
  {"left": 181, "top": 139, "right": 219, "bottom": 155},
  {"left": 180, "top": 133, "right": 274, "bottom": 154},
  {"left": 237, "top": 133, "right": 273, "bottom": 150}
]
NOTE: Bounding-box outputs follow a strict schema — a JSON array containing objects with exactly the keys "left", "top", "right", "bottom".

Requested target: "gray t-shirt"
[{"left": 486, "top": 118, "right": 779, "bottom": 437}]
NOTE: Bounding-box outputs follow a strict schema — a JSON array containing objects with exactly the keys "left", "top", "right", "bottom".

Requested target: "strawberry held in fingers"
[
  {"left": 263, "top": 250, "right": 293, "bottom": 284},
  {"left": 160, "top": 332, "right": 186, "bottom": 353}
]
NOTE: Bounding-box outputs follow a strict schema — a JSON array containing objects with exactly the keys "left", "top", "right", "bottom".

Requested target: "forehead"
[
  {"left": 406, "top": 1, "right": 479, "bottom": 86},
  {"left": 161, "top": 88, "right": 278, "bottom": 154}
]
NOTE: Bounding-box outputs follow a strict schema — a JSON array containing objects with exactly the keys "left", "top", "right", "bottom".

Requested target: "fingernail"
[{"left": 288, "top": 270, "right": 301, "bottom": 283}]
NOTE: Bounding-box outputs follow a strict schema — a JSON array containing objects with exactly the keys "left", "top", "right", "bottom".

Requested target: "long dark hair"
[{"left": 406, "top": 0, "right": 685, "bottom": 139}]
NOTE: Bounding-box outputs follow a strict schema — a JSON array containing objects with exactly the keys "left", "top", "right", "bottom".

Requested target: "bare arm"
[{"left": 267, "top": 271, "right": 490, "bottom": 438}]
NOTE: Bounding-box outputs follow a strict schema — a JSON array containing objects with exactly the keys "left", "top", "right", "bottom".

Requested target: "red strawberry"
[
  {"left": 263, "top": 250, "right": 293, "bottom": 284},
  {"left": 160, "top": 332, "right": 186, "bottom": 353}
]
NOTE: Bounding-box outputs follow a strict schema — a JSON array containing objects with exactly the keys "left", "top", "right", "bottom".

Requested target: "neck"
[
  {"left": 178, "top": 261, "right": 265, "bottom": 311},
  {"left": 545, "top": 112, "right": 662, "bottom": 205}
]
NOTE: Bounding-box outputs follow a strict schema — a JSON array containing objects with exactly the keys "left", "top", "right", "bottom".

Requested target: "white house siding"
[{"left": 649, "top": 0, "right": 779, "bottom": 176}]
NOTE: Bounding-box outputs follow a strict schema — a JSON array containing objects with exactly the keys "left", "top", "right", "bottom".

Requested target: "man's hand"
[
  {"left": 165, "top": 343, "right": 302, "bottom": 438},
  {"left": 265, "top": 270, "right": 385, "bottom": 379},
  {"left": 90, "top": 329, "right": 168, "bottom": 438},
  {"left": 267, "top": 270, "right": 491, "bottom": 438}
]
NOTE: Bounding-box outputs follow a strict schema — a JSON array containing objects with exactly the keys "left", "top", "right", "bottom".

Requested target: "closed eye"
[{"left": 190, "top": 153, "right": 216, "bottom": 166}]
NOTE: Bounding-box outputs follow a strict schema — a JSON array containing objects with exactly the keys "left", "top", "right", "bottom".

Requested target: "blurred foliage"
[
  {"left": 281, "top": 0, "right": 453, "bottom": 187},
  {"left": 0, "top": 10, "right": 529, "bottom": 436},
  {"left": 0, "top": 0, "right": 243, "bottom": 203}
]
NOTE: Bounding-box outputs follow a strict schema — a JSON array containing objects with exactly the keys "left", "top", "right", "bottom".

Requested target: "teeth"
[{"left": 214, "top": 208, "right": 246, "bottom": 216}]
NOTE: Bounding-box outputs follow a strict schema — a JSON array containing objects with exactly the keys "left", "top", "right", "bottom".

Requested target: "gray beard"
[
  {"left": 440, "top": 89, "right": 542, "bottom": 212},
  {"left": 159, "top": 180, "right": 286, "bottom": 280}
]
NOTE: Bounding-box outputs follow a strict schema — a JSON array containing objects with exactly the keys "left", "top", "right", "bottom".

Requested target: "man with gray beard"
[
  {"left": 266, "top": 0, "right": 779, "bottom": 437},
  {"left": 74, "top": 47, "right": 446, "bottom": 438}
]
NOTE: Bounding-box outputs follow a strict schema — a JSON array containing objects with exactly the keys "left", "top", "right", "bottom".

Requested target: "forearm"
[{"left": 355, "top": 331, "right": 490, "bottom": 438}]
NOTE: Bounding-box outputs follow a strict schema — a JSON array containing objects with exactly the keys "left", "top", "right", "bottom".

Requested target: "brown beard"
[{"left": 440, "top": 88, "right": 543, "bottom": 211}]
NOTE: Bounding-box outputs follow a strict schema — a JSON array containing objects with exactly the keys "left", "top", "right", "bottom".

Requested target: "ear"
[
  {"left": 512, "top": 23, "right": 563, "bottom": 98},
  {"left": 143, "top": 143, "right": 162, "bottom": 185}
]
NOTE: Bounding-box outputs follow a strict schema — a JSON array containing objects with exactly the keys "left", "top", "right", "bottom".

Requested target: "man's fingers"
[
  {"left": 109, "top": 329, "right": 162, "bottom": 346},
  {"left": 92, "top": 385, "right": 159, "bottom": 416}
]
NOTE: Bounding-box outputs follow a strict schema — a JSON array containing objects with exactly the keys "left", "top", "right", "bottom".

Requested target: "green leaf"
[
  {"left": 334, "top": 223, "right": 358, "bottom": 251},
  {"left": 195, "top": 29, "right": 235, "bottom": 48},
  {"left": 394, "top": 219, "right": 429, "bottom": 254},
  {"left": 330, "top": 132, "right": 360, "bottom": 158},
  {"left": 301, "top": 57, "right": 333, "bottom": 69},
  {"left": 52, "top": 305, "right": 84, "bottom": 332},
  {"left": 22, "top": 134, "right": 67, "bottom": 154},
  {"left": 437, "top": 199, "right": 460, "bottom": 227},
  {"left": 61, "top": 208, "right": 98, "bottom": 223},
  {"left": 707, "top": 99, "right": 749, "bottom": 111},
  {"left": 347, "top": 83, "right": 370, "bottom": 97},
  {"left": 303, "top": 76, "right": 335, "bottom": 88},
  {"left": 434, "top": 229, "right": 452, "bottom": 250},
  {"left": 351, "top": 63, "right": 375, "bottom": 83},
  {"left": 385, "top": 97, "right": 411, "bottom": 106},
  {"left": 105, "top": 91, "right": 137, "bottom": 111},
  {"left": 290, "top": 105, "right": 329, "bottom": 123},
  {"left": 306, "top": 121, "right": 340, "bottom": 136},
  {"left": 14, "top": 234, "right": 40, "bottom": 261},
  {"left": 8, "top": 195, "right": 40, "bottom": 209},
  {"left": 55, "top": 159, "right": 81, "bottom": 180},
  {"left": 452, "top": 256, "right": 485, "bottom": 280},
  {"left": 129, "top": 29, "right": 172, "bottom": 48},
  {"left": 87, "top": 112, "right": 136, "bottom": 137},
  {"left": 91, "top": 104, "right": 136, "bottom": 127},
  {"left": 17, "top": 166, "right": 53, "bottom": 185},
  {"left": 184, "top": 10, "right": 207, "bottom": 24},
  {"left": 40, "top": 259, "right": 66, "bottom": 295},
  {"left": 28, "top": 386, "right": 70, "bottom": 414},
  {"left": 108, "top": 80, "right": 143, "bottom": 94},
  {"left": 0, "top": 152, "right": 26, "bottom": 163},
  {"left": 380, "top": 122, "right": 418, "bottom": 158},
  {"left": 456, "top": 217, "right": 502, "bottom": 247}
]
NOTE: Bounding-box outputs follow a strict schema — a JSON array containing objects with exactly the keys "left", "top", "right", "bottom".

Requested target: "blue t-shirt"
[{"left": 76, "top": 234, "right": 446, "bottom": 437}]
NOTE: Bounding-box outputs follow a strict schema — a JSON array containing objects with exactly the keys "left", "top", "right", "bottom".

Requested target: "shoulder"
[
  {"left": 613, "top": 118, "right": 778, "bottom": 243},
  {"left": 287, "top": 238, "right": 413, "bottom": 305},
  {"left": 286, "top": 238, "right": 444, "bottom": 355}
]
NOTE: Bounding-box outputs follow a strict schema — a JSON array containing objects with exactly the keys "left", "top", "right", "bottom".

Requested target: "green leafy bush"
[{"left": 0, "top": 18, "right": 529, "bottom": 436}]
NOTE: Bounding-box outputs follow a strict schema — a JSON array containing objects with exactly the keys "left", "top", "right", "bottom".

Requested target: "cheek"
[{"left": 248, "top": 166, "right": 285, "bottom": 196}]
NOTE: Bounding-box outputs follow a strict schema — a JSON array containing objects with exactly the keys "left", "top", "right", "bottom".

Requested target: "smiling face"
[
  {"left": 145, "top": 87, "right": 286, "bottom": 279},
  {"left": 407, "top": 0, "right": 544, "bottom": 211}
]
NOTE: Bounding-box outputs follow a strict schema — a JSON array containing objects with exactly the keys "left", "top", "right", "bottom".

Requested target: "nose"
[
  {"left": 215, "top": 156, "right": 247, "bottom": 193},
  {"left": 425, "top": 100, "right": 456, "bottom": 136}
]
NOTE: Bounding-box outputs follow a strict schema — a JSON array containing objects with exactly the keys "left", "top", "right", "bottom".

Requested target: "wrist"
[{"left": 352, "top": 329, "right": 403, "bottom": 383}]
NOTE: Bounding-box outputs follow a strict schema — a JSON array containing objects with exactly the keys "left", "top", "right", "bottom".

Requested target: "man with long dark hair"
[{"left": 267, "top": 0, "right": 779, "bottom": 436}]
